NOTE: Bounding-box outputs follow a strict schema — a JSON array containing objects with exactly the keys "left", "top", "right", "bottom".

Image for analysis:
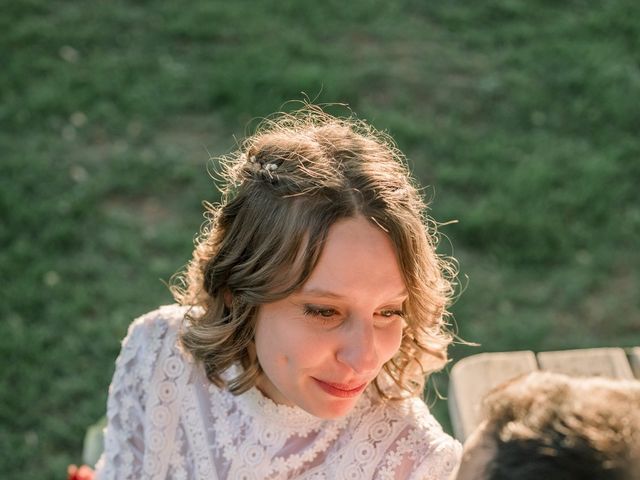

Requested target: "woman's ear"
[{"left": 223, "top": 289, "right": 233, "bottom": 308}]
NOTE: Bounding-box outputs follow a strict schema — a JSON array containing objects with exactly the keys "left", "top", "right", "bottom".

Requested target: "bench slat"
[
  {"left": 537, "top": 347, "right": 634, "bottom": 379},
  {"left": 448, "top": 351, "right": 537, "bottom": 441},
  {"left": 628, "top": 347, "right": 640, "bottom": 379}
]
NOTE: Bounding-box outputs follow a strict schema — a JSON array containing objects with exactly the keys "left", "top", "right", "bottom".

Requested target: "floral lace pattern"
[
  {"left": 95, "top": 305, "right": 462, "bottom": 480},
  {"left": 209, "top": 375, "right": 351, "bottom": 479}
]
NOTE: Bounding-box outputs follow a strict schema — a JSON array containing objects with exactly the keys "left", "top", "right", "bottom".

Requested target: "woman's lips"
[{"left": 312, "top": 378, "right": 368, "bottom": 398}]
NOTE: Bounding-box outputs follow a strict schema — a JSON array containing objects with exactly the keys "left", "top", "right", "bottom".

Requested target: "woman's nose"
[{"left": 336, "top": 318, "right": 379, "bottom": 375}]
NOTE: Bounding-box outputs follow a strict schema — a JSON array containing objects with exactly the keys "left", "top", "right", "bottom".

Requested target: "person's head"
[
  {"left": 456, "top": 371, "right": 640, "bottom": 480},
  {"left": 175, "top": 105, "right": 455, "bottom": 418}
]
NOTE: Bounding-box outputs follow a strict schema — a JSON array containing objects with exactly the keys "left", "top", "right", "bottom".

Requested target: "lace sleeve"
[
  {"left": 374, "top": 408, "right": 462, "bottom": 480},
  {"left": 406, "top": 430, "right": 461, "bottom": 480},
  {"left": 94, "top": 312, "right": 167, "bottom": 480}
]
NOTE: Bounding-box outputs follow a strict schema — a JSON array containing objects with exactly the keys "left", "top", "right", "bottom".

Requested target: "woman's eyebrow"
[
  {"left": 298, "top": 288, "right": 344, "bottom": 299},
  {"left": 298, "top": 287, "right": 408, "bottom": 300}
]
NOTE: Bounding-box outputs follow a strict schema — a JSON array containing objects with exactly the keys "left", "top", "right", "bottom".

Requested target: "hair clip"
[{"left": 243, "top": 152, "right": 278, "bottom": 174}]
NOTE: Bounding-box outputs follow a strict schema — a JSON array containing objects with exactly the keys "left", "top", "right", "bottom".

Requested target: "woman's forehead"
[{"left": 299, "top": 216, "right": 406, "bottom": 297}]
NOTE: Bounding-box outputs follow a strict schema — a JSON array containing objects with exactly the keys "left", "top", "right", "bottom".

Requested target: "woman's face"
[{"left": 253, "top": 215, "right": 407, "bottom": 419}]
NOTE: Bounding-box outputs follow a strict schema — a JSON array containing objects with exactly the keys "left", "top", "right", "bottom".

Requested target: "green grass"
[{"left": 2, "top": 1, "right": 640, "bottom": 477}]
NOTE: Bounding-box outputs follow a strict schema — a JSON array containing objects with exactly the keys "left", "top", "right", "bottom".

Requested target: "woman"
[{"left": 95, "top": 106, "right": 461, "bottom": 479}]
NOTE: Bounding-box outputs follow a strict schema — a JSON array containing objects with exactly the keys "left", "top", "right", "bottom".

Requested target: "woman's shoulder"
[
  {"left": 121, "top": 304, "right": 196, "bottom": 350},
  {"left": 115, "top": 304, "right": 196, "bottom": 381},
  {"left": 389, "top": 396, "right": 459, "bottom": 445},
  {"left": 357, "top": 393, "right": 459, "bottom": 444},
  {"left": 346, "top": 394, "right": 461, "bottom": 479},
  {"left": 126, "top": 303, "right": 192, "bottom": 335}
]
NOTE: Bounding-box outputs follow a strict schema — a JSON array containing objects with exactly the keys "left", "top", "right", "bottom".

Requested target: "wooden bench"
[{"left": 448, "top": 346, "right": 640, "bottom": 441}]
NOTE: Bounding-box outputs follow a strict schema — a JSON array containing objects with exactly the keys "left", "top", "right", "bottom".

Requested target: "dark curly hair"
[{"left": 483, "top": 372, "right": 640, "bottom": 480}]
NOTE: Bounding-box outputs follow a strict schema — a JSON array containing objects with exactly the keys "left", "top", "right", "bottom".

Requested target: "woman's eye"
[
  {"left": 379, "top": 309, "right": 404, "bottom": 319},
  {"left": 303, "top": 305, "right": 337, "bottom": 318}
]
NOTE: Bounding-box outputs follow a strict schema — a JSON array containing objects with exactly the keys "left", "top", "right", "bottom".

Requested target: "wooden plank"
[
  {"left": 537, "top": 347, "right": 634, "bottom": 379},
  {"left": 448, "top": 351, "right": 538, "bottom": 441},
  {"left": 628, "top": 347, "right": 640, "bottom": 379}
]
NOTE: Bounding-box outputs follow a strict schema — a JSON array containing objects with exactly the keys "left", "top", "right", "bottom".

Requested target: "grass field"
[{"left": 2, "top": 1, "right": 640, "bottom": 477}]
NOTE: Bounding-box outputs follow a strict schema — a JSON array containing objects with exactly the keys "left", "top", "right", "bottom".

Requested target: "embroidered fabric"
[{"left": 95, "top": 305, "right": 461, "bottom": 480}]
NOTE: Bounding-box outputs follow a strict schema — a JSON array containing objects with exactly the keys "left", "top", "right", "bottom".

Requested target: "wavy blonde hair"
[{"left": 173, "top": 105, "right": 456, "bottom": 400}]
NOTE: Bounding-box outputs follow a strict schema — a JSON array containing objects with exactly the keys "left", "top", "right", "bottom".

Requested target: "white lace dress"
[{"left": 94, "top": 305, "right": 461, "bottom": 480}]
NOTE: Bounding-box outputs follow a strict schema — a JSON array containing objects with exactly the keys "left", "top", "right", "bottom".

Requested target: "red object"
[{"left": 67, "top": 464, "right": 94, "bottom": 480}]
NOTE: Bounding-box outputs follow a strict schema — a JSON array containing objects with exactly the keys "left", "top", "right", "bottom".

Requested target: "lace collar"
[
  {"left": 236, "top": 385, "right": 328, "bottom": 430},
  {"left": 218, "top": 364, "right": 375, "bottom": 432}
]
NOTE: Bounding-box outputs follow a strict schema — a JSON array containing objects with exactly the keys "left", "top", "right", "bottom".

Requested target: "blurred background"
[{"left": 2, "top": 1, "right": 639, "bottom": 477}]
